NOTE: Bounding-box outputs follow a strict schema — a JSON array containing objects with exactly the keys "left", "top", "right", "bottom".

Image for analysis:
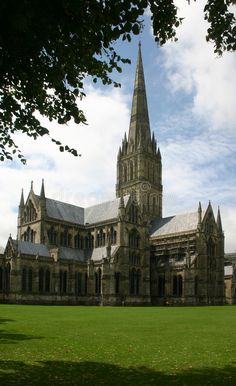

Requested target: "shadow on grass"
[
  {"left": 0, "top": 360, "right": 235, "bottom": 386},
  {"left": 0, "top": 329, "right": 44, "bottom": 344},
  {"left": 0, "top": 318, "right": 15, "bottom": 325}
]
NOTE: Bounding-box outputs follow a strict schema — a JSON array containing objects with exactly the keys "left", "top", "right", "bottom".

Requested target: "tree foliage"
[{"left": 0, "top": 0, "right": 235, "bottom": 163}]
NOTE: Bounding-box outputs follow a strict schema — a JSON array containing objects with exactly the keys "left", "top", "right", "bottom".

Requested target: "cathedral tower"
[{"left": 116, "top": 43, "right": 162, "bottom": 219}]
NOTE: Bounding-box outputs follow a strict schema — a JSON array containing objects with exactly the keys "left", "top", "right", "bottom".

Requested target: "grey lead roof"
[
  {"left": 45, "top": 195, "right": 129, "bottom": 225},
  {"left": 85, "top": 196, "right": 129, "bottom": 225},
  {"left": 59, "top": 247, "right": 85, "bottom": 262},
  {"left": 46, "top": 198, "right": 84, "bottom": 225},
  {"left": 150, "top": 211, "right": 200, "bottom": 238},
  {"left": 11, "top": 240, "right": 50, "bottom": 257}
]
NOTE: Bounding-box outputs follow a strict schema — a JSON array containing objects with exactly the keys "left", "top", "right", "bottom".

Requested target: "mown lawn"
[{"left": 0, "top": 305, "right": 235, "bottom": 385}]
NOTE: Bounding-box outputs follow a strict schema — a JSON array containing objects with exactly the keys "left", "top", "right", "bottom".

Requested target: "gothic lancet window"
[
  {"left": 84, "top": 273, "right": 88, "bottom": 295},
  {"left": 86, "top": 233, "right": 94, "bottom": 249},
  {"left": 39, "top": 268, "right": 50, "bottom": 293},
  {"left": 22, "top": 268, "right": 27, "bottom": 292},
  {"left": 130, "top": 162, "right": 133, "bottom": 180},
  {"left": 48, "top": 226, "right": 57, "bottom": 245},
  {"left": 114, "top": 272, "right": 120, "bottom": 294},
  {"left": 39, "top": 268, "right": 44, "bottom": 293},
  {"left": 172, "top": 275, "right": 183, "bottom": 297},
  {"left": 195, "top": 276, "right": 198, "bottom": 296},
  {"left": 76, "top": 272, "right": 82, "bottom": 295},
  {"left": 110, "top": 227, "right": 117, "bottom": 245},
  {"left": 124, "top": 164, "right": 127, "bottom": 182},
  {"left": 158, "top": 275, "right": 165, "bottom": 297},
  {"left": 45, "top": 269, "right": 50, "bottom": 292},
  {"left": 24, "top": 200, "right": 37, "bottom": 223},
  {"left": 0, "top": 267, "right": 3, "bottom": 291},
  {"left": 5, "top": 263, "right": 11, "bottom": 292},
  {"left": 74, "top": 233, "right": 84, "bottom": 249},
  {"left": 129, "top": 229, "right": 140, "bottom": 248},
  {"left": 129, "top": 268, "right": 141, "bottom": 295},
  {"left": 95, "top": 269, "right": 102, "bottom": 294},
  {"left": 129, "top": 204, "right": 138, "bottom": 223}
]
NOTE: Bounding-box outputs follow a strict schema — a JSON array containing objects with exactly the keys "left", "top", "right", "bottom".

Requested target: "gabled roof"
[
  {"left": 150, "top": 211, "right": 201, "bottom": 238},
  {"left": 11, "top": 239, "right": 50, "bottom": 257},
  {"left": 84, "top": 195, "right": 129, "bottom": 225},
  {"left": 46, "top": 198, "right": 84, "bottom": 225},
  {"left": 45, "top": 195, "right": 129, "bottom": 226}
]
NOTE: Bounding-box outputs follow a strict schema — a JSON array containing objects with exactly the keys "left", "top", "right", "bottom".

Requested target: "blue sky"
[{"left": 0, "top": 1, "right": 235, "bottom": 252}]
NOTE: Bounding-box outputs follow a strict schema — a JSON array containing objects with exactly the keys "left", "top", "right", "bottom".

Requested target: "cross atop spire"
[{"left": 128, "top": 43, "right": 151, "bottom": 149}]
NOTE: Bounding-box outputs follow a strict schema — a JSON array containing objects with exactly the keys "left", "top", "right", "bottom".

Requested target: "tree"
[{"left": 0, "top": 0, "right": 235, "bottom": 163}]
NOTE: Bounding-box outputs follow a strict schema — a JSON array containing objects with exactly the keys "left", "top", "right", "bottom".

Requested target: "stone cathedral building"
[{"left": 0, "top": 45, "right": 225, "bottom": 305}]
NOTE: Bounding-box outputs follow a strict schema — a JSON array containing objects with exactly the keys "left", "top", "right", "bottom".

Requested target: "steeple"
[
  {"left": 40, "top": 179, "right": 45, "bottom": 199},
  {"left": 19, "top": 189, "right": 24, "bottom": 208},
  {"left": 116, "top": 43, "right": 162, "bottom": 220},
  {"left": 128, "top": 42, "right": 151, "bottom": 150},
  {"left": 217, "top": 207, "right": 223, "bottom": 233}
]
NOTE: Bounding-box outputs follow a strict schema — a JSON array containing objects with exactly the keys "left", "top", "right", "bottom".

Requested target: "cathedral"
[{"left": 0, "top": 45, "right": 225, "bottom": 305}]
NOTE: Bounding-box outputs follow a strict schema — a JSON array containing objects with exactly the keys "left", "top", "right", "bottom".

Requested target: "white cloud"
[
  {"left": 163, "top": 0, "right": 236, "bottom": 132},
  {"left": 155, "top": 0, "right": 236, "bottom": 251},
  {"left": 0, "top": 87, "right": 130, "bottom": 246}
]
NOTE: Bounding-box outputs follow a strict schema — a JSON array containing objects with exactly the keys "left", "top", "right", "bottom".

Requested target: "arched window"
[
  {"left": 86, "top": 233, "right": 94, "bottom": 249},
  {"left": 39, "top": 268, "right": 44, "bottom": 293},
  {"left": 136, "top": 269, "right": 141, "bottom": 295},
  {"left": 158, "top": 275, "right": 165, "bottom": 297},
  {"left": 124, "top": 164, "right": 127, "bottom": 182},
  {"left": 178, "top": 276, "right": 183, "bottom": 296},
  {"left": 110, "top": 227, "right": 117, "bottom": 245},
  {"left": 95, "top": 272, "right": 98, "bottom": 294},
  {"left": 28, "top": 269, "right": 33, "bottom": 292},
  {"left": 115, "top": 272, "right": 120, "bottom": 294},
  {"left": 129, "top": 268, "right": 141, "bottom": 295},
  {"left": 22, "top": 268, "right": 33, "bottom": 292},
  {"left": 173, "top": 275, "right": 178, "bottom": 296},
  {"left": 22, "top": 268, "right": 27, "bottom": 292},
  {"left": 76, "top": 272, "right": 82, "bottom": 295},
  {"left": 45, "top": 269, "right": 50, "bottom": 292},
  {"left": 84, "top": 273, "right": 88, "bottom": 295},
  {"left": 98, "top": 268, "right": 102, "bottom": 294},
  {"left": 195, "top": 276, "right": 198, "bottom": 296},
  {"left": 130, "top": 162, "right": 133, "bottom": 180},
  {"left": 59, "top": 270, "right": 63, "bottom": 293},
  {"left": 48, "top": 226, "right": 57, "bottom": 244},
  {"left": 129, "top": 268, "right": 136, "bottom": 295},
  {"left": 59, "top": 270, "right": 67, "bottom": 294},
  {"left": 63, "top": 271, "right": 67, "bottom": 293},
  {"left": 207, "top": 237, "right": 215, "bottom": 258},
  {"left": 129, "top": 205, "right": 138, "bottom": 223},
  {"left": 129, "top": 229, "right": 140, "bottom": 248},
  {"left": 153, "top": 196, "right": 156, "bottom": 211},
  {"left": 5, "top": 263, "right": 11, "bottom": 292},
  {"left": 97, "top": 229, "right": 105, "bottom": 247},
  {"left": 172, "top": 274, "right": 183, "bottom": 296},
  {"left": 0, "top": 267, "right": 3, "bottom": 291},
  {"left": 75, "top": 234, "right": 84, "bottom": 249}
]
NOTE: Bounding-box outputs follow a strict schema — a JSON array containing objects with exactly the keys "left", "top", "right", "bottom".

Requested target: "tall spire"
[
  {"left": 217, "top": 207, "right": 223, "bottom": 233},
  {"left": 128, "top": 42, "right": 151, "bottom": 149},
  {"left": 19, "top": 188, "right": 24, "bottom": 207},
  {"left": 40, "top": 178, "right": 45, "bottom": 199}
]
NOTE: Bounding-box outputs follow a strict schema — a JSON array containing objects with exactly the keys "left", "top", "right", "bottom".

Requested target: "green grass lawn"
[{"left": 0, "top": 305, "right": 235, "bottom": 385}]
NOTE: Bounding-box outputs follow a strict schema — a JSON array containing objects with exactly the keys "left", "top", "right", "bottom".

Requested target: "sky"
[{"left": 0, "top": 0, "right": 235, "bottom": 252}]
